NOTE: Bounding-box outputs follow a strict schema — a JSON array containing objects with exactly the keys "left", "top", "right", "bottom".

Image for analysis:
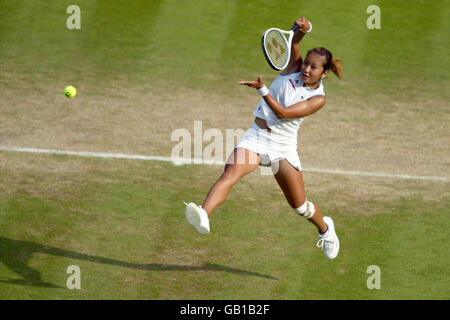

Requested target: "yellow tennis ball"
[{"left": 64, "top": 86, "right": 77, "bottom": 98}]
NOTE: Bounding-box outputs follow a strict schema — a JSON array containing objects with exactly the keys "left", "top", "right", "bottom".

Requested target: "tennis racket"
[{"left": 261, "top": 24, "right": 299, "bottom": 71}]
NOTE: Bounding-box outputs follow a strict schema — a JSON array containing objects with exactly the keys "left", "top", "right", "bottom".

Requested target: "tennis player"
[{"left": 184, "top": 17, "right": 344, "bottom": 259}]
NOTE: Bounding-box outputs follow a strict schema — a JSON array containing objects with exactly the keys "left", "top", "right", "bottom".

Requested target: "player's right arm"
[{"left": 281, "top": 17, "right": 311, "bottom": 75}]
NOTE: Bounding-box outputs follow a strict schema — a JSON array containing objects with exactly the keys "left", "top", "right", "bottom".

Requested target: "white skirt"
[{"left": 235, "top": 121, "right": 302, "bottom": 171}]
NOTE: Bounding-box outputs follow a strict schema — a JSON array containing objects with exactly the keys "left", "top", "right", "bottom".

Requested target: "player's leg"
[
  {"left": 272, "top": 159, "right": 327, "bottom": 232},
  {"left": 202, "top": 147, "right": 260, "bottom": 214},
  {"left": 272, "top": 159, "right": 339, "bottom": 259},
  {"left": 184, "top": 147, "right": 260, "bottom": 234}
]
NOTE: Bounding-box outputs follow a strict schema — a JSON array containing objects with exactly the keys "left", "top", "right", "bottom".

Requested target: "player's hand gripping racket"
[{"left": 261, "top": 25, "right": 299, "bottom": 71}]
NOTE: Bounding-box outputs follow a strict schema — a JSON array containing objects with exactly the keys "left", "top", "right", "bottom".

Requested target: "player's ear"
[{"left": 321, "top": 70, "right": 329, "bottom": 79}]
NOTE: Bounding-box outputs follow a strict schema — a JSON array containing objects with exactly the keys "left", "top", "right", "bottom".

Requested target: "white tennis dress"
[{"left": 236, "top": 71, "right": 325, "bottom": 171}]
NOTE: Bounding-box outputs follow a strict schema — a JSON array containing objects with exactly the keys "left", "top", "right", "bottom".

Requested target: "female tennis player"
[{"left": 184, "top": 17, "right": 344, "bottom": 259}]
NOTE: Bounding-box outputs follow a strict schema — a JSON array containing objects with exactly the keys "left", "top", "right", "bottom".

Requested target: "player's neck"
[{"left": 304, "top": 80, "right": 320, "bottom": 89}]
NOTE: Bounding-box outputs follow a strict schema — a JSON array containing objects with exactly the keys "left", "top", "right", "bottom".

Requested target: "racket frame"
[{"left": 261, "top": 25, "right": 299, "bottom": 71}]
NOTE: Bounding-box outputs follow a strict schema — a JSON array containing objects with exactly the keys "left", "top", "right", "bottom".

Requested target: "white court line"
[{"left": 0, "top": 146, "right": 448, "bottom": 182}]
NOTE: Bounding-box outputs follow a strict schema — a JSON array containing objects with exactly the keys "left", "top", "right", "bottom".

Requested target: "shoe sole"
[
  {"left": 185, "top": 203, "right": 209, "bottom": 234},
  {"left": 323, "top": 217, "right": 340, "bottom": 259}
]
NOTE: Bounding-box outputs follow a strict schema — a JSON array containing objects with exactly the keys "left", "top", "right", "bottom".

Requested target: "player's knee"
[{"left": 293, "top": 199, "right": 316, "bottom": 219}]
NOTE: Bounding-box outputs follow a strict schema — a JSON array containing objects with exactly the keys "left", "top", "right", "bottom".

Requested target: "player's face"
[{"left": 301, "top": 52, "right": 328, "bottom": 85}]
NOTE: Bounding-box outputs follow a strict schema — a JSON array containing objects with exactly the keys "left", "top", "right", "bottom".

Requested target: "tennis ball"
[{"left": 64, "top": 86, "right": 77, "bottom": 98}]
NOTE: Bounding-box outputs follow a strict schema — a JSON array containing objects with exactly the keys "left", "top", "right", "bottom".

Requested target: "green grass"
[
  {"left": 0, "top": 0, "right": 449, "bottom": 300},
  {"left": 0, "top": 155, "right": 448, "bottom": 299},
  {"left": 1, "top": 0, "right": 448, "bottom": 98}
]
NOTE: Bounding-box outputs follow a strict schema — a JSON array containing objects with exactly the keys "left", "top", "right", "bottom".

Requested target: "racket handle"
[{"left": 291, "top": 24, "right": 300, "bottom": 32}]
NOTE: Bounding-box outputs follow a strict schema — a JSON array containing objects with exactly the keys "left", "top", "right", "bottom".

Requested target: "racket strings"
[{"left": 264, "top": 30, "right": 289, "bottom": 69}]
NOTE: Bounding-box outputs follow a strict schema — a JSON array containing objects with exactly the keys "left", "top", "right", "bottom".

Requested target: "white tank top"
[{"left": 252, "top": 72, "right": 325, "bottom": 139}]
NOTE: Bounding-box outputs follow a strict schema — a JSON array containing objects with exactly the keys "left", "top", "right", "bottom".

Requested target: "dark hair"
[{"left": 307, "top": 47, "right": 344, "bottom": 79}]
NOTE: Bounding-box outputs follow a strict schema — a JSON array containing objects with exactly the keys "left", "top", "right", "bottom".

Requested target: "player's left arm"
[
  {"left": 279, "top": 95, "right": 326, "bottom": 118},
  {"left": 261, "top": 92, "right": 325, "bottom": 118},
  {"left": 238, "top": 76, "right": 326, "bottom": 119}
]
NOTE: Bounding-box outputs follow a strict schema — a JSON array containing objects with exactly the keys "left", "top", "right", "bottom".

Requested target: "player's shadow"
[{"left": 0, "top": 237, "right": 277, "bottom": 288}]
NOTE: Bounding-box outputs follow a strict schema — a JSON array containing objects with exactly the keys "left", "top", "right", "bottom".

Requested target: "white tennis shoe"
[
  {"left": 316, "top": 216, "right": 340, "bottom": 259},
  {"left": 184, "top": 202, "right": 210, "bottom": 234}
]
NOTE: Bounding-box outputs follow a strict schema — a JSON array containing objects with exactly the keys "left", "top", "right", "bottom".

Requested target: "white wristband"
[
  {"left": 302, "top": 21, "right": 312, "bottom": 34},
  {"left": 257, "top": 85, "right": 269, "bottom": 97}
]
